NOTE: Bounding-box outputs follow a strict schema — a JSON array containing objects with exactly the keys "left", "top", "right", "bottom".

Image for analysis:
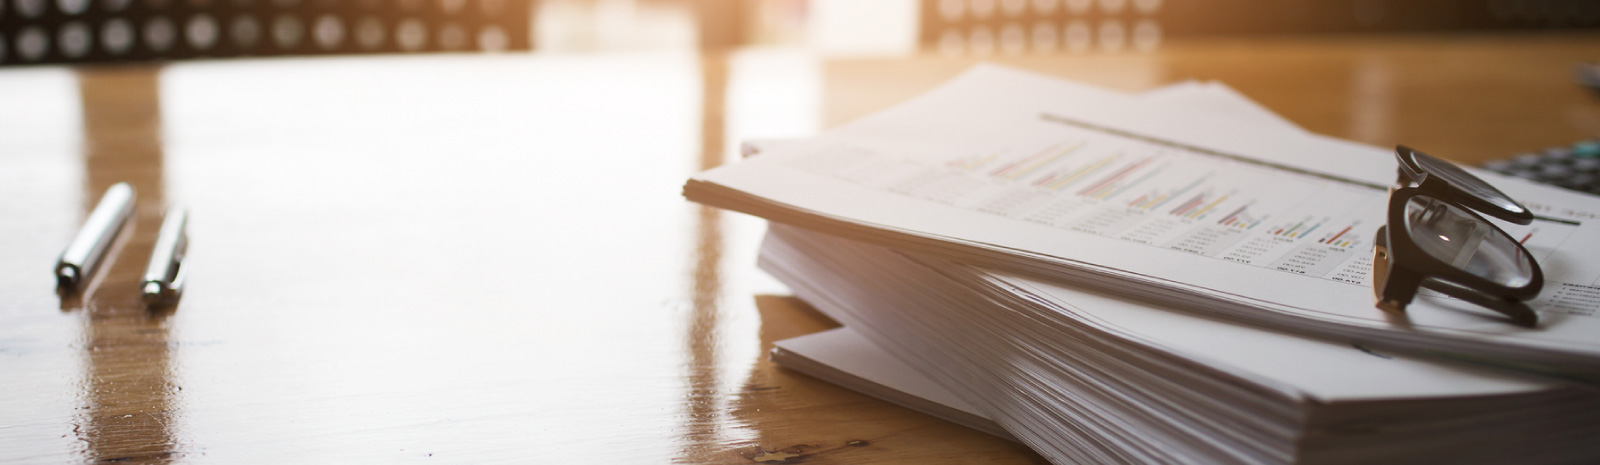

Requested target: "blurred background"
[
  {"left": 2, "top": 0, "right": 1598, "bottom": 64},
  {"left": 3, "top": 2, "right": 1599, "bottom": 463}
]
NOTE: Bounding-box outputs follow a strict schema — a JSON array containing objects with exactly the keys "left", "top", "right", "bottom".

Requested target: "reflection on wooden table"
[{"left": 1, "top": 33, "right": 1597, "bottom": 463}]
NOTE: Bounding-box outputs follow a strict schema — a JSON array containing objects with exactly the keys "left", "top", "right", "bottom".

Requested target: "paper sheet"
[
  {"left": 766, "top": 79, "right": 1324, "bottom": 428},
  {"left": 695, "top": 65, "right": 1600, "bottom": 374}
]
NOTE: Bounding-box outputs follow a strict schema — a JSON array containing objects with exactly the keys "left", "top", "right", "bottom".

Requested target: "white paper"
[
  {"left": 693, "top": 65, "right": 1600, "bottom": 375},
  {"left": 771, "top": 327, "right": 1012, "bottom": 438},
  {"left": 761, "top": 225, "right": 1600, "bottom": 464}
]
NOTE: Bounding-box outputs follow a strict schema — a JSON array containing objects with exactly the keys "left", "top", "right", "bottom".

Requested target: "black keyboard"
[{"left": 1483, "top": 139, "right": 1600, "bottom": 196}]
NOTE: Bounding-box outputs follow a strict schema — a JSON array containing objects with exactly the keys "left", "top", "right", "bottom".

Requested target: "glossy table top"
[{"left": 2, "top": 34, "right": 1598, "bottom": 463}]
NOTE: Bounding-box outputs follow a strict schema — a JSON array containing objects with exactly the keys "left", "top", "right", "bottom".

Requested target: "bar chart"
[{"left": 800, "top": 115, "right": 1584, "bottom": 289}]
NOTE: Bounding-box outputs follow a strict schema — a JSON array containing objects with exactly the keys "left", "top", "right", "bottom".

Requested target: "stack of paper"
[
  {"left": 763, "top": 224, "right": 1600, "bottom": 463},
  {"left": 765, "top": 79, "right": 1313, "bottom": 443},
  {"left": 686, "top": 65, "right": 1600, "bottom": 375},
  {"left": 763, "top": 79, "right": 1329, "bottom": 444},
  {"left": 685, "top": 66, "right": 1600, "bottom": 463}
]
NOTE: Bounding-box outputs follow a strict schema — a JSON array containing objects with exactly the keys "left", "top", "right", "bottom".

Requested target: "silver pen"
[
  {"left": 142, "top": 208, "right": 188, "bottom": 306},
  {"left": 56, "top": 182, "right": 136, "bottom": 290}
]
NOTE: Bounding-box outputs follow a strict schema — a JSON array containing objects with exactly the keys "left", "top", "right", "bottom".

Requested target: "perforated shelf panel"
[{"left": 0, "top": 0, "right": 532, "bottom": 66}]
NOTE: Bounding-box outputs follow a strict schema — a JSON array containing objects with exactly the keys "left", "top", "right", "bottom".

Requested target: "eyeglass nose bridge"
[{"left": 1416, "top": 199, "right": 1452, "bottom": 225}]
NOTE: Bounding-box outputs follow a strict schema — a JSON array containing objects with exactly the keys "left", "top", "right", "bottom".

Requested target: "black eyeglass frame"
[{"left": 1372, "top": 146, "right": 1544, "bottom": 324}]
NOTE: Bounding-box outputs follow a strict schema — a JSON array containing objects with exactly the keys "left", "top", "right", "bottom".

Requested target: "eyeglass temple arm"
[{"left": 1421, "top": 280, "right": 1540, "bottom": 327}]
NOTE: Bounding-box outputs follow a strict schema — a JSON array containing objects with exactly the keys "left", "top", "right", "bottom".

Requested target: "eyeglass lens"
[
  {"left": 1403, "top": 195, "right": 1535, "bottom": 288},
  {"left": 1411, "top": 150, "right": 1529, "bottom": 216}
]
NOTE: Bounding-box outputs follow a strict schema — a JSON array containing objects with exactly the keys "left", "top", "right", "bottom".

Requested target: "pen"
[
  {"left": 142, "top": 208, "right": 188, "bottom": 306},
  {"left": 56, "top": 182, "right": 136, "bottom": 290}
]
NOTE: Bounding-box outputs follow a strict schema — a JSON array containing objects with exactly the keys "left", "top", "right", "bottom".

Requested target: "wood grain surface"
[{"left": 2, "top": 33, "right": 1597, "bottom": 463}]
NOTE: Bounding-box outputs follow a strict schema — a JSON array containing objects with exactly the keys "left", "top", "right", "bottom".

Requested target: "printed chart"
[{"left": 788, "top": 115, "right": 1585, "bottom": 294}]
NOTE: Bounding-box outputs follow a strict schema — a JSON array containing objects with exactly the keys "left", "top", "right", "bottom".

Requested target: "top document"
[{"left": 686, "top": 65, "right": 1600, "bottom": 378}]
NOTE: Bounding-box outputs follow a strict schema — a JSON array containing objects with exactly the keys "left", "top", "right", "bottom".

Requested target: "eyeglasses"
[{"left": 1372, "top": 146, "right": 1543, "bottom": 326}]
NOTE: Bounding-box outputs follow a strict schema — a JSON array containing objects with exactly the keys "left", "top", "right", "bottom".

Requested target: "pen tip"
[
  {"left": 142, "top": 282, "right": 163, "bottom": 304},
  {"left": 56, "top": 267, "right": 77, "bottom": 289}
]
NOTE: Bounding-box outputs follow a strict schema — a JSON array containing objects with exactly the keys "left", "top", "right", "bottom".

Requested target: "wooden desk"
[{"left": 1, "top": 34, "right": 1596, "bottom": 463}]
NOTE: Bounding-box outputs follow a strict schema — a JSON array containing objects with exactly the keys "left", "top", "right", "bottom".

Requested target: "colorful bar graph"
[
  {"left": 1077, "top": 158, "right": 1154, "bottom": 197},
  {"left": 1184, "top": 194, "right": 1231, "bottom": 219},
  {"left": 1272, "top": 217, "right": 1328, "bottom": 239},
  {"left": 1317, "top": 222, "right": 1359, "bottom": 247},
  {"left": 1216, "top": 205, "right": 1249, "bottom": 225},
  {"left": 1037, "top": 155, "right": 1116, "bottom": 190},
  {"left": 1214, "top": 204, "right": 1261, "bottom": 229},
  {"left": 1100, "top": 165, "right": 1168, "bottom": 201},
  {"left": 1169, "top": 193, "right": 1207, "bottom": 216},
  {"left": 991, "top": 143, "right": 1079, "bottom": 180},
  {"left": 947, "top": 150, "right": 1002, "bottom": 172},
  {"left": 1323, "top": 226, "right": 1352, "bottom": 243},
  {"left": 1142, "top": 176, "right": 1208, "bottom": 210}
]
